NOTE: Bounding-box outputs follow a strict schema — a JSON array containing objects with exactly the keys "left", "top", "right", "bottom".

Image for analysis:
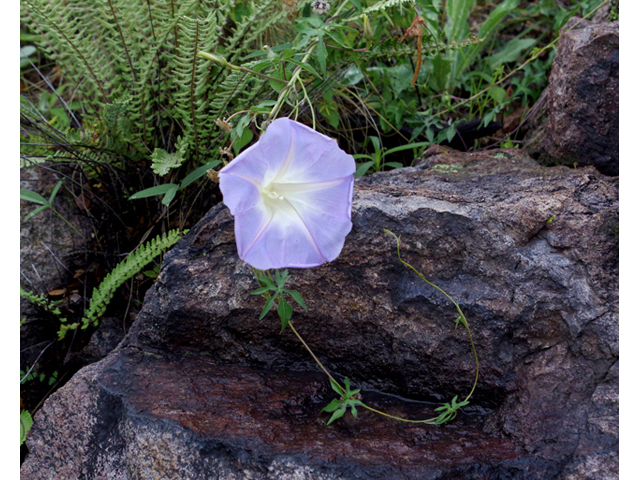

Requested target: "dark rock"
[
  {"left": 20, "top": 166, "right": 89, "bottom": 293},
  {"left": 524, "top": 18, "right": 619, "bottom": 176},
  {"left": 69, "top": 316, "right": 128, "bottom": 365},
  {"left": 22, "top": 149, "right": 618, "bottom": 479}
]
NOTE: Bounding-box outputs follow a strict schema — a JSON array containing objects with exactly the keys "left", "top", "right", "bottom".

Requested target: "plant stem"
[{"left": 287, "top": 320, "right": 342, "bottom": 391}]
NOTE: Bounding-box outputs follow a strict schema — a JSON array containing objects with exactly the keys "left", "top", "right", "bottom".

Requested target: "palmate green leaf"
[
  {"left": 322, "top": 398, "right": 344, "bottom": 413},
  {"left": 259, "top": 294, "right": 277, "bottom": 320},
  {"left": 329, "top": 378, "right": 344, "bottom": 396},
  {"left": 274, "top": 269, "right": 291, "bottom": 289},
  {"left": 250, "top": 286, "right": 271, "bottom": 295},
  {"left": 277, "top": 297, "right": 293, "bottom": 332},
  {"left": 285, "top": 289, "right": 307, "bottom": 311},
  {"left": 257, "top": 276, "right": 277, "bottom": 290},
  {"left": 327, "top": 406, "right": 346, "bottom": 425}
]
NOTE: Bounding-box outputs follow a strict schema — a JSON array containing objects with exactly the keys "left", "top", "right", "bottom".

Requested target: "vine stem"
[
  {"left": 287, "top": 319, "right": 439, "bottom": 424},
  {"left": 386, "top": 229, "right": 479, "bottom": 403},
  {"left": 286, "top": 320, "right": 341, "bottom": 389}
]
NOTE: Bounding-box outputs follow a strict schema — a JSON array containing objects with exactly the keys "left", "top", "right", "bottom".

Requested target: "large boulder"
[
  {"left": 524, "top": 18, "right": 619, "bottom": 176},
  {"left": 22, "top": 148, "right": 618, "bottom": 479}
]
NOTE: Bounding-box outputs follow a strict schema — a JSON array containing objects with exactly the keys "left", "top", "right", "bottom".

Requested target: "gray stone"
[
  {"left": 524, "top": 18, "right": 619, "bottom": 176},
  {"left": 22, "top": 149, "right": 618, "bottom": 479}
]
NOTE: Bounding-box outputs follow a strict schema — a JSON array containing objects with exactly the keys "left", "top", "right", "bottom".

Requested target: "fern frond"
[
  {"left": 79, "top": 228, "right": 187, "bottom": 334},
  {"left": 20, "top": 286, "right": 64, "bottom": 318}
]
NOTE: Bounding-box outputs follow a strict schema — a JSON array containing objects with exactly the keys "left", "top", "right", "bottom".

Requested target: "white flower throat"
[{"left": 262, "top": 183, "right": 286, "bottom": 202}]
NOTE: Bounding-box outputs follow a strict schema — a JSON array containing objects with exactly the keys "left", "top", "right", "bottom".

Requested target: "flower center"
[
  {"left": 265, "top": 190, "right": 284, "bottom": 200},
  {"left": 261, "top": 184, "right": 287, "bottom": 205}
]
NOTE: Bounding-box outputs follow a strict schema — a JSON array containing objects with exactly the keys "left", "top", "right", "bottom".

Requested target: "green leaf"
[
  {"left": 452, "top": 0, "right": 520, "bottom": 79},
  {"left": 258, "top": 276, "right": 277, "bottom": 290},
  {"left": 180, "top": 160, "right": 222, "bottom": 189},
  {"left": 268, "top": 68, "right": 286, "bottom": 93},
  {"left": 285, "top": 289, "right": 307, "bottom": 311},
  {"left": 327, "top": 407, "right": 346, "bottom": 424},
  {"left": 20, "top": 45, "right": 37, "bottom": 58},
  {"left": 277, "top": 298, "right": 293, "bottom": 332},
  {"left": 259, "top": 295, "right": 277, "bottom": 320},
  {"left": 250, "top": 287, "right": 271, "bottom": 295},
  {"left": 275, "top": 269, "right": 290, "bottom": 289},
  {"left": 355, "top": 161, "right": 374, "bottom": 177},
  {"left": 351, "top": 403, "right": 358, "bottom": 417},
  {"left": 489, "top": 86, "right": 507, "bottom": 104},
  {"left": 430, "top": 54, "right": 451, "bottom": 92},
  {"left": 20, "top": 189, "right": 48, "bottom": 205},
  {"left": 329, "top": 378, "right": 344, "bottom": 396},
  {"left": 445, "top": 0, "right": 474, "bottom": 42},
  {"left": 316, "top": 37, "right": 327, "bottom": 77},
  {"left": 286, "top": 59, "right": 322, "bottom": 79},
  {"left": 20, "top": 410, "right": 33, "bottom": 445},
  {"left": 23, "top": 204, "right": 50, "bottom": 222},
  {"left": 321, "top": 398, "right": 344, "bottom": 412},
  {"left": 383, "top": 162, "right": 403, "bottom": 169},
  {"left": 446, "top": 126, "right": 457, "bottom": 143},
  {"left": 129, "top": 184, "right": 179, "bottom": 200},
  {"left": 385, "top": 141, "right": 430, "bottom": 156},
  {"left": 342, "top": 65, "right": 364, "bottom": 86},
  {"left": 235, "top": 125, "right": 254, "bottom": 154},
  {"left": 48, "top": 180, "right": 63, "bottom": 203},
  {"left": 151, "top": 137, "right": 188, "bottom": 176},
  {"left": 487, "top": 38, "right": 538, "bottom": 69},
  {"left": 161, "top": 185, "right": 179, "bottom": 206}
]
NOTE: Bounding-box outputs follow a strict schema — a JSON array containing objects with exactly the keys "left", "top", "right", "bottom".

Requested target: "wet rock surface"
[
  {"left": 524, "top": 17, "right": 619, "bottom": 176},
  {"left": 22, "top": 149, "right": 618, "bottom": 479}
]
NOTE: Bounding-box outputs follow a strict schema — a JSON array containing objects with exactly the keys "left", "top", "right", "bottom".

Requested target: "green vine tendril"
[{"left": 252, "top": 230, "right": 480, "bottom": 425}]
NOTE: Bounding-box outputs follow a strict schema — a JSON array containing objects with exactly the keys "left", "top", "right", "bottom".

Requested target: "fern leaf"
[{"left": 78, "top": 229, "right": 187, "bottom": 334}]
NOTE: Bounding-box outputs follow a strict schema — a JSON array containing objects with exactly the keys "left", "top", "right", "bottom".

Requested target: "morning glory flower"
[{"left": 219, "top": 117, "right": 355, "bottom": 270}]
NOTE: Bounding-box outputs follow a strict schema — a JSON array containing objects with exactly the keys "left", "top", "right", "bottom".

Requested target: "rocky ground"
[{"left": 20, "top": 13, "right": 619, "bottom": 480}]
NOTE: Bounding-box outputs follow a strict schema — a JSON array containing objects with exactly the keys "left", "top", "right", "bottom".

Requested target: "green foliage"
[
  {"left": 21, "top": 229, "right": 184, "bottom": 340},
  {"left": 353, "top": 138, "right": 430, "bottom": 176},
  {"left": 151, "top": 137, "right": 189, "bottom": 177},
  {"left": 21, "top": 410, "right": 33, "bottom": 446},
  {"left": 20, "top": 0, "right": 287, "bottom": 188},
  {"left": 20, "top": 180, "right": 85, "bottom": 239},
  {"left": 55, "top": 228, "right": 187, "bottom": 339},
  {"left": 322, "top": 377, "right": 365, "bottom": 424},
  {"left": 129, "top": 160, "right": 221, "bottom": 206},
  {"left": 433, "top": 395, "right": 469, "bottom": 424},
  {"left": 20, "top": 368, "right": 58, "bottom": 386},
  {"left": 251, "top": 269, "right": 308, "bottom": 332}
]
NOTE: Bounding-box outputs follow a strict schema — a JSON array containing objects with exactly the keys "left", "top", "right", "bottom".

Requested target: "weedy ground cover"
[{"left": 19, "top": 0, "right": 610, "bottom": 456}]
